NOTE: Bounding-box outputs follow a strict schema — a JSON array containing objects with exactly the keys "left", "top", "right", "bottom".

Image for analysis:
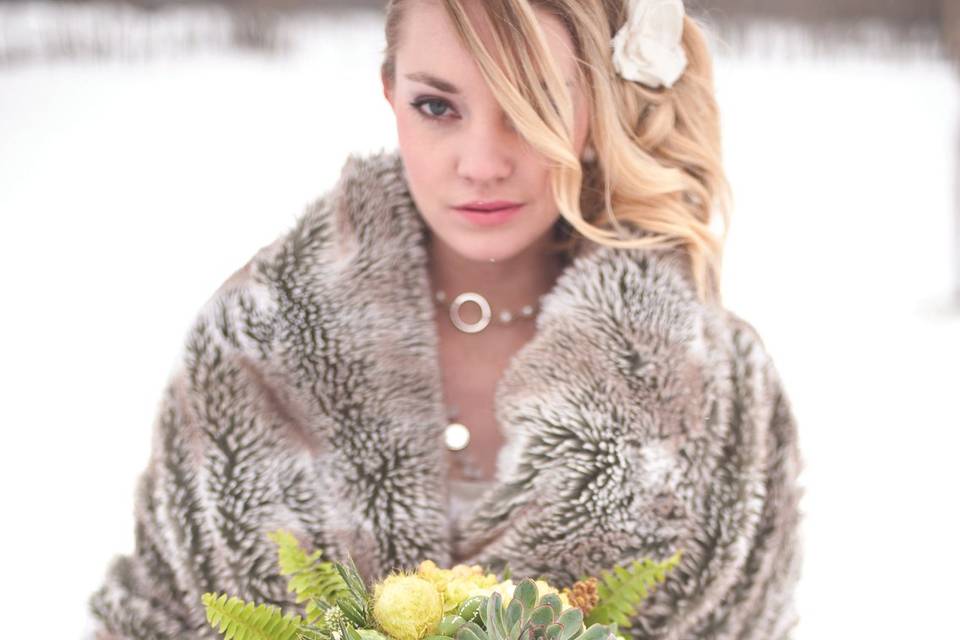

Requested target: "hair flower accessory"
[{"left": 611, "top": 0, "right": 688, "bottom": 89}]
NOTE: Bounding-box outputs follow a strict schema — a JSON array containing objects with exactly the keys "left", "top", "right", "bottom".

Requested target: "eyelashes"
[
  {"left": 409, "top": 96, "right": 458, "bottom": 122},
  {"left": 407, "top": 95, "right": 525, "bottom": 133},
  {"left": 408, "top": 81, "right": 573, "bottom": 125}
]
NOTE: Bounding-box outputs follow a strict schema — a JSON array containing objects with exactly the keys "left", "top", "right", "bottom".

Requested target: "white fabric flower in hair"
[{"left": 611, "top": 0, "right": 687, "bottom": 89}]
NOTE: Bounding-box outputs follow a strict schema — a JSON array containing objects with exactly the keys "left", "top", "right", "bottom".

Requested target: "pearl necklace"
[{"left": 433, "top": 289, "right": 543, "bottom": 334}]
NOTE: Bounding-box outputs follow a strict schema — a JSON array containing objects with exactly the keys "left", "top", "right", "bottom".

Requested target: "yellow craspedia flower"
[{"left": 372, "top": 573, "right": 444, "bottom": 640}]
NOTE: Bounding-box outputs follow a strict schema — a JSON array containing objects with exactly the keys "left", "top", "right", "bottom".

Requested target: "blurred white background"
[{"left": 0, "top": 2, "right": 958, "bottom": 638}]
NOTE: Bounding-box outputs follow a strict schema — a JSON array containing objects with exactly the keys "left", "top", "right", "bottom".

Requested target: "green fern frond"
[
  {"left": 268, "top": 530, "right": 350, "bottom": 623},
  {"left": 583, "top": 549, "right": 683, "bottom": 630},
  {"left": 202, "top": 592, "right": 305, "bottom": 640}
]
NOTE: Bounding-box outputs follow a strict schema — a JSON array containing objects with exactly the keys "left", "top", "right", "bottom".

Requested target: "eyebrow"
[
  {"left": 405, "top": 71, "right": 574, "bottom": 94},
  {"left": 405, "top": 72, "right": 460, "bottom": 94}
]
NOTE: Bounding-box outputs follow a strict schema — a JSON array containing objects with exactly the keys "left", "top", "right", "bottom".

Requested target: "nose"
[{"left": 456, "top": 113, "right": 516, "bottom": 185}]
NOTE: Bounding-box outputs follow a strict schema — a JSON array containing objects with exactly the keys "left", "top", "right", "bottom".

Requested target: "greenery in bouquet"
[{"left": 202, "top": 530, "right": 682, "bottom": 640}]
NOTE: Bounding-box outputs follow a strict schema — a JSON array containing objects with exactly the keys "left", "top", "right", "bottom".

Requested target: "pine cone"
[{"left": 561, "top": 576, "right": 599, "bottom": 615}]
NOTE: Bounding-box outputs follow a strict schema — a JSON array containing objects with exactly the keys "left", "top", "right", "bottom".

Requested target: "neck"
[{"left": 426, "top": 231, "right": 567, "bottom": 327}]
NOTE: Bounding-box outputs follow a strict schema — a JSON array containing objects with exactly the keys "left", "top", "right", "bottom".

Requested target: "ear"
[{"left": 381, "top": 72, "right": 395, "bottom": 110}]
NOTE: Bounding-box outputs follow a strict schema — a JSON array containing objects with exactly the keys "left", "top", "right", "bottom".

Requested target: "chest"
[{"left": 435, "top": 319, "right": 535, "bottom": 482}]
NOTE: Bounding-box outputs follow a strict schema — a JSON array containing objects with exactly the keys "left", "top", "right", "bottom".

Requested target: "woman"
[{"left": 89, "top": 1, "right": 804, "bottom": 639}]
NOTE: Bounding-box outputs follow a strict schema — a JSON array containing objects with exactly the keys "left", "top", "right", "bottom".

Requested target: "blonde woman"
[{"left": 89, "top": 1, "right": 804, "bottom": 639}]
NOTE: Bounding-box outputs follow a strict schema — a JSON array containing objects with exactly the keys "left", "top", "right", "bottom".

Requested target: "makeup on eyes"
[
  {"left": 410, "top": 96, "right": 456, "bottom": 120},
  {"left": 404, "top": 74, "right": 576, "bottom": 125}
]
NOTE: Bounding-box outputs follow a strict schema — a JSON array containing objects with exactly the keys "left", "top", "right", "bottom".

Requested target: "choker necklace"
[{"left": 434, "top": 289, "right": 543, "bottom": 334}]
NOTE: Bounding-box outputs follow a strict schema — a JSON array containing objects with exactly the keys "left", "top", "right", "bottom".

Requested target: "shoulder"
[
  {"left": 185, "top": 150, "right": 413, "bottom": 353},
  {"left": 552, "top": 240, "right": 785, "bottom": 365},
  {"left": 531, "top": 239, "right": 792, "bottom": 426},
  {"left": 540, "top": 241, "right": 721, "bottom": 363}
]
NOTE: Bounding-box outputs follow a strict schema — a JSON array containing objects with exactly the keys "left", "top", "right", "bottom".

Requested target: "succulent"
[
  {"left": 421, "top": 594, "right": 485, "bottom": 640},
  {"left": 432, "top": 579, "right": 617, "bottom": 640}
]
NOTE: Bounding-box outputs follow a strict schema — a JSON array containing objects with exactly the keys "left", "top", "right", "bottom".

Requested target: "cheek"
[
  {"left": 394, "top": 114, "right": 447, "bottom": 207},
  {"left": 395, "top": 109, "right": 422, "bottom": 155},
  {"left": 523, "top": 165, "right": 558, "bottom": 223}
]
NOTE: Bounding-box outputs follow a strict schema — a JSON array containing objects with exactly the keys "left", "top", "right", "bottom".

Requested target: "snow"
[{"left": 0, "top": 4, "right": 957, "bottom": 638}]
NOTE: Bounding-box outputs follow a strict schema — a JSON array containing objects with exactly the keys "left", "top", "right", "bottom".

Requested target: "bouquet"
[{"left": 202, "top": 530, "right": 682, "bottom": 640}]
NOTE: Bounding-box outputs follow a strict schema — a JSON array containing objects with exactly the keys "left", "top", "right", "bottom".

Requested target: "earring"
[{"left": 581, "top": 144, "right": 597, "bottom": 163}]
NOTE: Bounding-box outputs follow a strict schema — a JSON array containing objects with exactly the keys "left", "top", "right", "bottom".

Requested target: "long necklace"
[
  {"left": 442, "top": 403, "right": 487, "bottom": 481},
  {"left": 434, "top": 289, "right": 542, "bottom": 477}
]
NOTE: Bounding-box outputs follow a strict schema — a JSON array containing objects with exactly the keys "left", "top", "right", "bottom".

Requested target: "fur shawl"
[{"left": 89, "top": 151, "right": 805, "bottom": 640}]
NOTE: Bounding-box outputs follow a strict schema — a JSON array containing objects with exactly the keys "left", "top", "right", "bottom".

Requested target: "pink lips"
[
  {"left": 453, "top": 200, "right": 525, "bottom": 226},
  {"left": 455, "top": 200, "right": 523, "bottom": 212}
]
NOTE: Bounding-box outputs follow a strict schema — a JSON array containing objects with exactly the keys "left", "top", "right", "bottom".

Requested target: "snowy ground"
[{"left": 1, "top": 3, "right": 958, "bottom": 639}]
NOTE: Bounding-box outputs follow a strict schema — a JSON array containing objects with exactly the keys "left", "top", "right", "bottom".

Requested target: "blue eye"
[{"left": 410, "top": 97, "right": 456, "bottom": 120}]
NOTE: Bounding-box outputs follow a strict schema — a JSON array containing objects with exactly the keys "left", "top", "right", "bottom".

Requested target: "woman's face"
[{"left": 382, "top": 0, "right": 591, "bottom": 264}]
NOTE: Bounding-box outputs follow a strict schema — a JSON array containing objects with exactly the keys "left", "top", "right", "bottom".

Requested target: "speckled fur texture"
[{"left": 89, "top": 150, "right": 805, "bottom": 640}]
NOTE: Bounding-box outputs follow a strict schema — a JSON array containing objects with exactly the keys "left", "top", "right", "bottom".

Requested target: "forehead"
[{"left": 395, "top": 0, "right": 578, "bottom": 82}]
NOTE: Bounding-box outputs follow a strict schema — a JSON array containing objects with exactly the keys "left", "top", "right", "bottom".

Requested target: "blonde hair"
[{"left": 382, "top": 0, "right": 732, "bottom": 307}]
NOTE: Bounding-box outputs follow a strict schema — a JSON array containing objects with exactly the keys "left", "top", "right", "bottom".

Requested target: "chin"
[
  {"left": 443, "top": 233, "right": 526, "bottom": 263},
  {"left": 421, "top": 205, "right": 558, "bottom": 264}
]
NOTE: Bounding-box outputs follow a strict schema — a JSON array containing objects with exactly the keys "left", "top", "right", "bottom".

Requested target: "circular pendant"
[
  {"left": 444, "top": 422, "right": 471, "bottom": 451},
  {"left": 449, "top": 292, "right": 491, "bottom": 333}
]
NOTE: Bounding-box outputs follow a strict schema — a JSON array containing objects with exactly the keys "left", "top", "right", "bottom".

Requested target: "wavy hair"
[{"left": 381, "top": 0, "right": 732, "bottom": 307}]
